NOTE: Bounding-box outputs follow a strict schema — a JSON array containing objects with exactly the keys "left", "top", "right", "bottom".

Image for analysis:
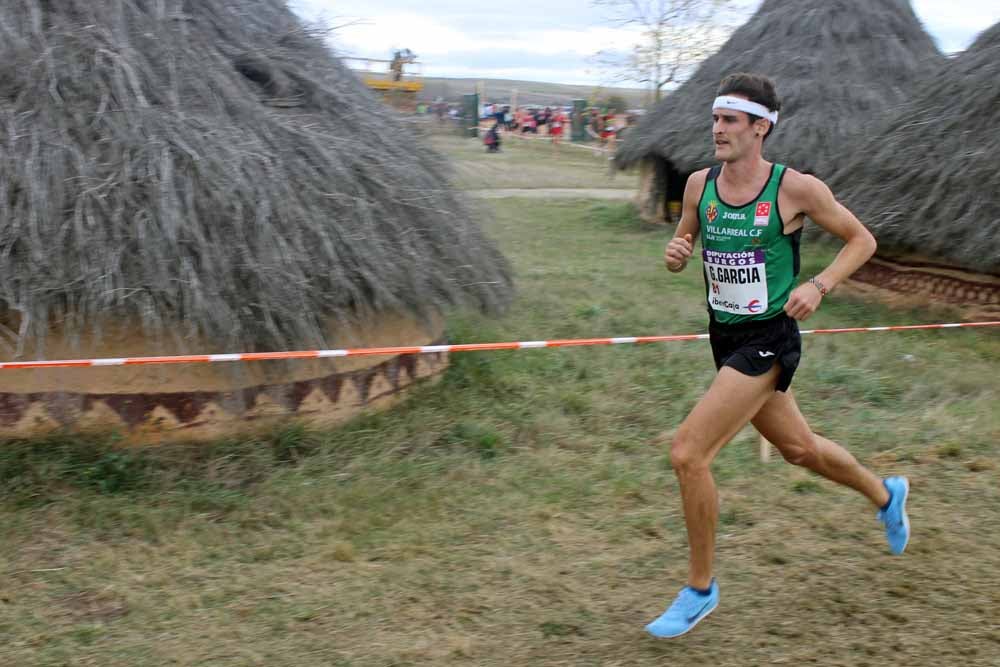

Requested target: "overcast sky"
[{"left": 289, "top": 0, "right": 1000, "bottom": 86}]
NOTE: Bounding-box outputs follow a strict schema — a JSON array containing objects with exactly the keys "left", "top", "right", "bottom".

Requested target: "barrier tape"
[{"left": 0, "top": 321, "right": 995, "bottom": 370}]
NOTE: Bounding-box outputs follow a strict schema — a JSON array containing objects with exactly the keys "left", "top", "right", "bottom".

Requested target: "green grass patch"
[{"left": 427, "top": 133, "right": 639, "bottom": 191}]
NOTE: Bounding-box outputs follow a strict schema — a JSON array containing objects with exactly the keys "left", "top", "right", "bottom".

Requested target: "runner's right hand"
[{"left": 664, "top": 234, "right": 693, "bottom": 272}]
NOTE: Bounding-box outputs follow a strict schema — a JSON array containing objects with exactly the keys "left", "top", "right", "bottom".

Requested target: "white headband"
[{"left": 713, "top": 96, "right": 779, "bottom": 125}]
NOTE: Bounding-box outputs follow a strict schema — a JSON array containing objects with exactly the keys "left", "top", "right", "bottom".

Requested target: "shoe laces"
[{"left": 672, "top": 587, "right": 707, "bottom": 614}]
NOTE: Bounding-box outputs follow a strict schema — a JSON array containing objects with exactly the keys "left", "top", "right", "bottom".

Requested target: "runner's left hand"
[{"left": 784, "top": 283, "right": 822, "bottom": 321}]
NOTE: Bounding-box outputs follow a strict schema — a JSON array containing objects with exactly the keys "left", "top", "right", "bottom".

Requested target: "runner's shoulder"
[
  {"left": 778, "top": 167, "right": 835, "bottom": 207},
  {"left": 689, "top": 167, "right": 711, "bottom": 183},
  {"left": 683, "top": 168, "right": 711, "bottom": 198}
]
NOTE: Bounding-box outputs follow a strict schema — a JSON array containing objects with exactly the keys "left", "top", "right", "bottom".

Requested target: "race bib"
[{"left": 703, "top": 249, "right": 768, "bottom": 316}]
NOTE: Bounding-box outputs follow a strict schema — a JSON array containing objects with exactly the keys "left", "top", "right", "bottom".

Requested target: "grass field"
[
  {"left": 1, "top": 140, "right": 998, "bottom": 666},
  {"left": 427, "top": 131, "right": 639, "bottom": 192}
]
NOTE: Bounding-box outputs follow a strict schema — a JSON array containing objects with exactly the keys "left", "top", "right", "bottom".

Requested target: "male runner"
[{"left": 645, "top": 73, "right": 910, "bottom": 639}]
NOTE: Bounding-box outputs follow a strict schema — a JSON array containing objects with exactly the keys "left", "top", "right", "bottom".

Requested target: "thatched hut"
[
  {"left": 615, "top": 0, "right": 944, "bottom": 223},
  {"left": 0, "top": 0, "right": 513, "bottom": 442},
  {"left": 827, "top": 23, "right": 1000, "bottom": 317}
]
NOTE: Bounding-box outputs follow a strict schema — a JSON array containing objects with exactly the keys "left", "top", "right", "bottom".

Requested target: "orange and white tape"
[{"left": 0, "top": 321, "right": 995, "bottom": 370}]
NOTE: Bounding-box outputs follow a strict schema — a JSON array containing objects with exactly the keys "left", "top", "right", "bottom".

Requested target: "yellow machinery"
[{"left": 344, "top": 51, "right": 424, "bottom": 110}]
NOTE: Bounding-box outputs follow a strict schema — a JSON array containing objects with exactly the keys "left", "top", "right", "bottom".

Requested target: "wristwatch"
[{"left": 808, "top": 277, "right": 828, "bottom": 296}]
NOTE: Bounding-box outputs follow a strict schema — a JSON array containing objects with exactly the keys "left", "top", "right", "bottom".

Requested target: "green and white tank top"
[{"left": 697, "top": 163, "right": 801, "bottom": 324}]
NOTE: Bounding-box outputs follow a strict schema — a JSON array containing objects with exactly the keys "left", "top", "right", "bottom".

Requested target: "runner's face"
[
  {"left": 712, "top": 109, "right": 757, "bottom": 162},
  {"left": 712, "top": 92, "right": 772, "bottom": 162}
]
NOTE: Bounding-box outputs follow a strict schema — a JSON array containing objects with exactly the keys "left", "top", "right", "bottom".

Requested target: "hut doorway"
[
  {"left": 637, "top": 157, "right": 687, "bottom": 224},
  {"left": 661, "top": 159, "right": 686, "bottom": 223}
]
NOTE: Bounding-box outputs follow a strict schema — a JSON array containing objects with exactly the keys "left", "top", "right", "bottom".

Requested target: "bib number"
[{"left": 703, "top": 249, "right": 768, "bottom": 316}]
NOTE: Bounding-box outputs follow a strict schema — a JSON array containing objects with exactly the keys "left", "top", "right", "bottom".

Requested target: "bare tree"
[{"left": 592, "top": 0, "right": 738, "bottom": 103}]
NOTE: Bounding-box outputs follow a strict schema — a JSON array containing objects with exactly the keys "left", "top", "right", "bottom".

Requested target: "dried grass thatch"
[
  {"left": 827, "top": 22, "right": 1000, "bottom": 274},
  {"left": 615, "top": 0, "right": 943, "bottom": 177},
  {"left": 0, "top": 0, "right": 513, "bottom": 356}
]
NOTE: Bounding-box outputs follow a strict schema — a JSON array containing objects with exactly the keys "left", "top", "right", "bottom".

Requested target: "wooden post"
[
  {"left": 759, "top": 434, "right": 772, "bottom": 462},
  {"left": 571, "top": 98, "right": 587, "bottom": 142}
]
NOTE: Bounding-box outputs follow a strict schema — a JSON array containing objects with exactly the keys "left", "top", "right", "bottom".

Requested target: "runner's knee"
[
  {"left": 775, "top": 432, "right": 817, "bottom": 466},
  {"left": 670, "top": 432, "right": 711, "bottom": 473}
]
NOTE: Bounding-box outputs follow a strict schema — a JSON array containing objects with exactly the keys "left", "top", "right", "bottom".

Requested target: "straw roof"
[
  {"left": 615, "top": 0, "right": 943, "bottom": 176},
  {"left": 827, "top": 22, "right": 1000, "bottom": 274},
  {"left": 0, "top": 1, "right": 512, "bottom": 355}
]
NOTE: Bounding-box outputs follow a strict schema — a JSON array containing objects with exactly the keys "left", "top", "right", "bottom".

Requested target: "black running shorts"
[{"left": 709, "top": 313, "right": 801, "bottom": 392}]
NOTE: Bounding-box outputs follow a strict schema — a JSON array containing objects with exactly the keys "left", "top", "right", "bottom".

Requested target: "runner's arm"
[
  {"left": 796, "top": 173, "right": 876, "bottom": 291},
  {"left": 783, "top": 172, "right": 876, "bottom": 319},
  {"left": 664, "top": 170, "right": 706, "bottom": 273}
]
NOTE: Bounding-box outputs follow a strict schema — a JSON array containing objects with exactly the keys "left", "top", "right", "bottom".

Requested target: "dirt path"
[{"left": 467, "top": 188, "right": 635, "bottom": 200}]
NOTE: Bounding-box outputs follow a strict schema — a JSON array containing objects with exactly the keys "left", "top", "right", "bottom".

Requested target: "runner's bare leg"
[
  {"left": 751, "top": 390, "right": 889, "bottom": 507},
  {"left": 671, "top": 365, "right": 783, "bottom": 590}
]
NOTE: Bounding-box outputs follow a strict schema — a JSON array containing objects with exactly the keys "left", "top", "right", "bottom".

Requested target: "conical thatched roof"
[
  {"left": 615, "top": 0, "right": 943, "bottom": 176},
  {"left": 827, "top": 22, "right": 1000, "bottom": 274},
  {"left": 0, "top": 0, "right": 512, "bottom": 354}
]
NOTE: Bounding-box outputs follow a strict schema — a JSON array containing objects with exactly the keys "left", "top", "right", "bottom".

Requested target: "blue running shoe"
[
  {"left": 645, "top": 579, "right": 719, "bottom": 638},
  {"left": 878, "top": 476, "right": 910, "bottom": 555}
]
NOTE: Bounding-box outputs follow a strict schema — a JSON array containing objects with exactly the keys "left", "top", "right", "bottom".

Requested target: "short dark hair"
[{"left": 717, "top": 73, "right": 781, "bottom": 140}]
